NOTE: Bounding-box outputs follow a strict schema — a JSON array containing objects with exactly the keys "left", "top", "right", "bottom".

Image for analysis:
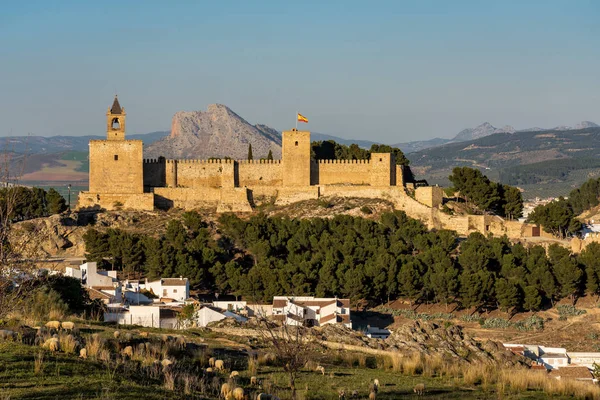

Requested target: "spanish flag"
[{"left": 297, "top": 113, "right": 308, "bottom": 123}]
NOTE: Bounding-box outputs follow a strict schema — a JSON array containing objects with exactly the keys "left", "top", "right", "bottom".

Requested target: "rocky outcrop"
[
  {"left": 145, "top": 104, "right": 282, "bottom": 160},
  {"left": 315, "top": 321, "right": 527, "bottom": 366}
]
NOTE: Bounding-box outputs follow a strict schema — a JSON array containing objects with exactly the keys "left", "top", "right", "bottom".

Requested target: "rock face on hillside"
[
  {"left": 144, "top": 104, "right": 282, "bottom": 160},
  {"left": 316, "top": 321, "right": 527, "bottom": 366},
  {"left": 453, "top": 122, "right": 515, "bottom": 142}
]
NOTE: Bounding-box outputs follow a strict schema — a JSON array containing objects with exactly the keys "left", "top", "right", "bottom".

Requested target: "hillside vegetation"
[{"left": 408, "top": 127, "right": 600, "bottom": 198}]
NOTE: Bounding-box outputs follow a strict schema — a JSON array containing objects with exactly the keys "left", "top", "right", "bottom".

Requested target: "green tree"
[
  {"left": 523, "top": 285, "right": 542, "bottom": 312},
  {"left": 46, "top": 188, "right": 67, "bottom": 214},
  {"left": 267, "top": 149, "right": 273, "bottom": 161},
  {"left": 580, "top": 243, "right": 600, "bottom": 298},
  {"left": 495, "top": 278, "right": 521, "bottom": 312},
  {"left": 248, "top": 143, "right": 253, "bottom": 160}
]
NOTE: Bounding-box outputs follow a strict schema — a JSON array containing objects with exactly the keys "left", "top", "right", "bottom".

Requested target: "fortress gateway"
[{"left": 77, "top": 97, "right": 538, "bottom": 238}]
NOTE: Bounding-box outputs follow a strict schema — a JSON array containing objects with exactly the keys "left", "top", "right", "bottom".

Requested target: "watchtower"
[
  {"left": 88, "top": 96, "right": 144, "bottom": 194},
  {"left": 282, "top": 129, "right": 311, "bottom": 186},
  {"left": 106, "top": 96, "right": 126, "bottom": 141}
]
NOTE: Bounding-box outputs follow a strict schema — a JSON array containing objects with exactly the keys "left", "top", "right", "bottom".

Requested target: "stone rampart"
[
  {"left": 237, "top": 160, "right": 282, "bottom": 187},
  {"left": 89, "top": 140, "right": 143, "bottom": 194},
  {"left": 77, "top": 192, "right": 154, "bottom": 211},
  {"left": 316, "top": 160, "right": 371, "bottom": 185}
]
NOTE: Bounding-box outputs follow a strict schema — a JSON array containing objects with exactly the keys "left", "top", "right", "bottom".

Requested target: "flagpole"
[{"left": 295, "top": 110, "right": 298, "bottom": 131}]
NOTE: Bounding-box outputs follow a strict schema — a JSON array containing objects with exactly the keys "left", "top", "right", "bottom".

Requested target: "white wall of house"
[
  {"left": 566, "top": 353, "right": 600, "bottom": 369},
  {"left": 196, "top": 307, "right": 226, "bottom": 327},
  {"left": 123, "top": 290, "right": 152, "bottom": 305},
  {"left": 145, "top": 279, "right": 189, "bottom": 301},
  {"left": 246, "top": 304, "right": 272, "bottom": 317},
  {"left": 68, "top": 262, "right": 118, "bottom": 288},
  {"left": 212, "top": 301, "right": 247, "bottom": 312}
]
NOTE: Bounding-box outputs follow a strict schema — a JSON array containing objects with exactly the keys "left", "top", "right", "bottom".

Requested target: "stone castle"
[{"left": 77, "top": 97, "right": 541, "bottom": 239}]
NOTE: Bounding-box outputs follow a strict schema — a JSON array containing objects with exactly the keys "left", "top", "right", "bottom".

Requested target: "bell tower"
[{"left": 106, "top": 95, "right": 126, "bottom": 140}]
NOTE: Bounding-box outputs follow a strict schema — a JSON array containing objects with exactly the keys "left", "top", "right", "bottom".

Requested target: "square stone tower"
[
  {"left": 282, "top": 129, "right": 311, "bottom": 186},
  {"left": 88, "top": 96, "right": 144, "bottom": 194},
  {"left": 370, "top": 152, "right": 395, "bottom": 186}
]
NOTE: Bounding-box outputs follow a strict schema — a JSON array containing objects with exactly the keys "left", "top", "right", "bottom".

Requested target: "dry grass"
[
  {"left": 248, "top": 354, "right": 258, "bottom": 376},
  {"left": 85, "top": 334, "right": 104, "bottom": 359},
  {"left": 58, "top": 334, "right": 77, "bottom": 355},
  {"left": 34, "top": 351, "right": 44, "bottom": 375},
  {"left": 164, "top": 370, "right": 176, "bottom": 391}
]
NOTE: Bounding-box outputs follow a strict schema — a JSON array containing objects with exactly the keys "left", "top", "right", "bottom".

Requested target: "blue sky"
[{"left": 1, "top": 0, "right": 599, "bottom": 143}]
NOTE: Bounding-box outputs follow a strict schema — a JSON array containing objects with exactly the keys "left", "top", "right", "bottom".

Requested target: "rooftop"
[{"left": 110, "top": 96, "right": 122, "bottom": 114}]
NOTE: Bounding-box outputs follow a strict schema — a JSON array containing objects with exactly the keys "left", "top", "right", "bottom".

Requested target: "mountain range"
[{"left": 394, "top": 121, "right": 599, "bottom": 153}]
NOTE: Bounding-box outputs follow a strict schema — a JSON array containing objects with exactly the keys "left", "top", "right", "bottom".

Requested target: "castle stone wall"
[
  {"left": 89, "top": 140, "right": 143, "bottom": 194},
  {"left": 143, "top": 159, "right": 166, "bottom": 188},
  {"left": 237, "top": 160, "right": 282, "bottom": 187},
  {"left": 317, "top": 160, "right": 371, "bottom": 185},
  {"left": 282, "top": 130, "right": 311, "bottom": 186},
  {"left": 174, "top": 160, "right": 233, "bottom": 188},
  {"left": 78, "top": 192, "right": 153, "bottom": 211},
  {"left": 370, "top": 153, "right": 394, "bottom": 186},
  {"left": 415, "top": 186, "right": 444, "bottom": 208}
]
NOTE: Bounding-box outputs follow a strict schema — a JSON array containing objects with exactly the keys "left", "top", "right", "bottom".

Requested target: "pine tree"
[
  {"left": 267, "top": 149, "right": 273, "bottom": 161},
  {"left": 248, "top": 144, "right": 253, "bottom": 160},
  {"left": 46, "top": 188, "right": 67, "bottom": 214}
]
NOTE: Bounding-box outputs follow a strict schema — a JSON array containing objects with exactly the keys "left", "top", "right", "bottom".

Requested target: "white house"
[
  {"left": 194, "top": 306, "right": 248, "bottom": 328},
  {"left": 144, "top": 277, "right": 189, "bottom": 302},
  {"left": 212, "top": 301, "right": 247, "bottom": 313},
  {"left": 66, "top": 262, "right": 118, "bottom": 288},
  {"left": 272, "top": 296, "right": 351, "bottom": 328},
  {"left": 567, "top": 352, "right": 600, "bottom": 369},
  {"left": 104, "top": 305, "right": 180, "bottom": 329},
  {"left": 365, "top": 326, "right": 391, "bottom": 339}
]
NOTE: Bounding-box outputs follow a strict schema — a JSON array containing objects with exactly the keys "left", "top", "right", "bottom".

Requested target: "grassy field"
[{"left": 0, "top": 320, "right": 593, "bottom": 400}]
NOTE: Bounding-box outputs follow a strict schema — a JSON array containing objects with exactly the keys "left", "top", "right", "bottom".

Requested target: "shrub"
[
  {"left": 360, "top": 206, "right": 373, "bottom": 215},
  {"left": 26, "top": 288, "right": 69, "bottom": 323},
  {"left": 557, "top": 304, "right": 586, "bottom": 318}
]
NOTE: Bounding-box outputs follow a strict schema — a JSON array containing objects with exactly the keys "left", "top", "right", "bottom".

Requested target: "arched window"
[{"left": 111, "top": 118, "right": 120, "bottom": 130}]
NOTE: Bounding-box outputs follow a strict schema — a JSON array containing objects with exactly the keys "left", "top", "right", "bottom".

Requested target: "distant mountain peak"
[{"left": 452, "top": 122, "right": 515, "bottom": 142}]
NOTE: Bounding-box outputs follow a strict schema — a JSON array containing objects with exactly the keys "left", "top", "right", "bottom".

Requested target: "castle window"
[
  {"left": 295, "top": 141, "right": 298, "bottom": 146},
  {"left": 379, "top": 158, "right": 382, "bottom": 162},
  {"left": 111, "top": 118, "right": 120, "bottom": 130},
  {"left": 114, "top": 155, "right": 119, "bottom": 161}
]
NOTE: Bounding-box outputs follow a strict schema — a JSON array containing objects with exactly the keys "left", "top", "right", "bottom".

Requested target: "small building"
[
  {"left": 195, "top": 306, "right": 248, "bottom": 328},
  {"left": 66, "top": 262, "right": 118, "bottom": 288},
  {"left": 212, "top": 301, "right": 247, "bottom": 313},
  {"left": 104, "top": 304, "right": 181, "bottom": 329},
  {"left": 144, "top": 277, "right": 189, "bottom": 302},
  {"left": 365, "top": 325, "right": 391, "bottom": 339},
  {"left": 272, "top": 296, "right": 351, "bottom": 328}
]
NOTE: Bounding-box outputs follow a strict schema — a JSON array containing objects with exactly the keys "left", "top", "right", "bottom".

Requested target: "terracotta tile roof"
[
  {"left": 87, "top": 288, "right": 112, "bottom": 300},
  {"left": 320, "top": 314, "right": 337, "bottom": 323},
  {"left": 273, "top": 299, "right": 288, "bottom": 308},
  {"left": 110, "top": 96, "right": 122, "bottom": 114},
  {"left": 161, "top": 278, "right": 188, "bottom": 287},
  {"left": 338, "top": 299, "right": 350, "bottom": 307},
  {"left": 549, "top": 367, "right": 592, "bottom": 380},
  {"left": 92, "top": 286, "right": 116, "bottom": 291}
]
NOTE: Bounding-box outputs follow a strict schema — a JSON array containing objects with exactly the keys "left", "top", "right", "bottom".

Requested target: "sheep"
[
  {"left": 215, "top": 359, "right": 225, "bottom": 371},
  {"left": 121, "top": 345, "right": 134, "bottom": 358},
  {"left": 175, "top": 335, "right": 186, "bottom": 349},
  {"left": 139, "top": 331, "right": 149, "bottom": 338},
  {"left": 373, "top": 379, "right": 379, "bottom": 389},
  {"left": 206, "top": 367, "right": 214, "bottom": 373},
  {"left": 232, "top": 387, "right": 244, "bottom": 400},
  {"left": 45, "top": 321, "right": 60, "bottom": 330},
  {"left": 43, "top": 338, "right": 60, "bottom": 352},
  {"left": 338, "top": 389, "right": 346, "bottom": 399},
  {"left": 161, "top": 359, "right": 173, "bottom": 370},
  {"left": 0, "top": 329, "right": 16, "bottom": 341},
  {"left": 250, "top": 376, "right": 258, "bottom": 386},
  {"left": 124, "top": 332, "right": 133, "bottom": 341},
  {"left": 209, "top": 357, "right": 216, "bottom": 367},
  {"left": 350, "top": 390, "right": 358, "bottom": 398},
  {"left": 225, "top": 393, "right": 233, "bottom": 400},
  {"left": 79, "top": 348, "right": 88, "bottom": 359},
  {"left": 369, "top": 391, "right": 376, "bottom": 400},
  {"left": 256, "top": 395, "right": 280, "bottom": 400},
  {"left": 60, "top": 321, "right": 75, "bottom": 331},
  {"left": 413, "top": 383, "right": 425, "bottom": 396},
  {"left": 315, "top": 365, "right": 325, "bottom": 375},
  {"left": 113, "top": 331, "right": 120, "bottom": 339},
  {"left": 220, "top": 382, "right": 232, "bottom": 398},
  {"left": 230, "top": 370, "right": 239, "bottom": 379}
]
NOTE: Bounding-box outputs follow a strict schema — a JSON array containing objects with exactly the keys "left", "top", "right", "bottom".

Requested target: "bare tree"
[
  {"left": 0, "top": 141, "right": 32, "bottom": 320},
  {"left": 255, "top": 314, "right": 314, "bottom": 400}
]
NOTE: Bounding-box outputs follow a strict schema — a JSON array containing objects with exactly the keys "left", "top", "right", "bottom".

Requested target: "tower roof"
[{"left": 110, "top": 96, "right": 122, "bottom": 114}]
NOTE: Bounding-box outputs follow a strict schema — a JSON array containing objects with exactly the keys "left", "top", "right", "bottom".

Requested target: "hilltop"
[
  {"left": 144, "top": 104, "right": 282, "bottom": 160},
  {"left": 407, "top": 126, "right": 600, "bottom": 198}
]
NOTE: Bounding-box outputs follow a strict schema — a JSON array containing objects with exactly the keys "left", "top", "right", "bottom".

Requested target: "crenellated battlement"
[
  {"left": 237, "top": 159, "right": 281, "bottom": 164},
  {"left": 317, "top": 159, "right": 370, "bottom": 164}
]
